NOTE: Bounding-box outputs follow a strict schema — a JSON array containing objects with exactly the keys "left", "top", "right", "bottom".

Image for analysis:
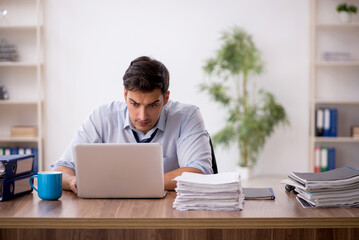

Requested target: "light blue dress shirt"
[{"left": 52, "top": 100, "right": 213, "bottom": 174}]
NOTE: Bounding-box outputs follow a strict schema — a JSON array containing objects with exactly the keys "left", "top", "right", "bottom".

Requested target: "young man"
[{"left": 53, "top": 56, "right": 213, "bottom": 194}]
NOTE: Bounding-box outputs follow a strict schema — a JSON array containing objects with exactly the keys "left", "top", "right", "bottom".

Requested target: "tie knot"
[{"left": 132, "top": 129, "right": 158, "bottom": 143}]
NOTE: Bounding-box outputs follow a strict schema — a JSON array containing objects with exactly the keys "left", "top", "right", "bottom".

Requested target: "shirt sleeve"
[
  {"left": 51, "top": 108, "right": 104, "bottom": 171},
  {"left": 176, "top": 107, "right": 214, "bottom": 174}
]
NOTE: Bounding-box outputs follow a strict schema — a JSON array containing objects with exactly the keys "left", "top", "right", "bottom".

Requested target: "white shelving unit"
[
  {"left": 310, "top": 0, "right": 359, "bottom": 171},
  {"left": 0, "top": 0, "right": 44, "bottom": 171}
]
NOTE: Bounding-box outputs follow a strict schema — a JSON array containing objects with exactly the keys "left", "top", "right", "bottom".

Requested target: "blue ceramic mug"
[{"left": 29, "top": 171, "right": 62, "bottom": 200}]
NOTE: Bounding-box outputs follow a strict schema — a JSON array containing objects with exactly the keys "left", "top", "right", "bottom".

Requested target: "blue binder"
[
  {"left": 0, "top": 173, "right": 33, "bottom": 201},
  {"left": 31, "top": 147, "right": 39, "bottom": 174},
  {"left": 329, "top": 109, "right": 338, "bottom": 137},
  {"left": 0, "top": 154, "right": 35, "bottom": 180},
  {"left": 327, "top": 148, "right": 336, "bottom": 171}
]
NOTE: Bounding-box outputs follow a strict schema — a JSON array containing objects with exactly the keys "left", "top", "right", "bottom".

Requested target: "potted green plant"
[
  {"left": 200, "top": 26, "right": 289, "bottom": 175},
  {"left": 337, "top": 3, "right": 357, "bottom": 23}
]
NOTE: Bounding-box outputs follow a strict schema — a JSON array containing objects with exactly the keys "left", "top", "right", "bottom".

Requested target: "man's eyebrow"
[
  {"left": 149, "top": 100, "right": 160, "bottom": 105},
  {"left": 129, "top": 98, "right": 138, "bottom": 104},
  {"left": 128, "top": 98, "right": 160, "bottom": 105}
]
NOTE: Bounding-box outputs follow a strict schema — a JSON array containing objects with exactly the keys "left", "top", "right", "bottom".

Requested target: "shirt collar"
[
  {"left": 123, "top": 107, "right": 131, "bottom": 130},
  {"left": 157, "top": 107, "right": 166, "bottom": 132}
]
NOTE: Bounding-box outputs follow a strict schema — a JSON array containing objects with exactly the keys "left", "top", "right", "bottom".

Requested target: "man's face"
[{"left": 124, "top": 89, "right": 170, "bottom": 134}]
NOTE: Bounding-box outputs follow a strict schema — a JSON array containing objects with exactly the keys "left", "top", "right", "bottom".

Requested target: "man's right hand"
[{"left": 54, "top": 165, "right": 78, "bottom": 195}]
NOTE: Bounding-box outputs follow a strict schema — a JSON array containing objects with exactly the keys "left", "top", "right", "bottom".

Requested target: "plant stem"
[
  {"left": 235, "top": 74, "right": 244, "bottom": 166},
  {"left": 242, "top": 70, "right": 249, "bottom": 167},
  {"left": 235, "top": 74, "right": 240, "bottom": 101},
  {"left": 243, "top": 139, "right": 248, "bottom": 167},
  {"left": 243, "top": 70, "right": 248, "bottom": 108}
]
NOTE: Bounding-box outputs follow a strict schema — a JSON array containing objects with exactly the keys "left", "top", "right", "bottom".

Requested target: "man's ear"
[
  {"left": 124, "top": 88, "right": 127, "bottom": 101},
  {"left": 164, "top": 91, "right": 170, "bottom": 105}
]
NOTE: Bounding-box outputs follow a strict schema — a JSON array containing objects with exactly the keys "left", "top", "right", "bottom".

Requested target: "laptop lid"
[{"left": 74, "top": 143, "right": 166, "bottom": 198}]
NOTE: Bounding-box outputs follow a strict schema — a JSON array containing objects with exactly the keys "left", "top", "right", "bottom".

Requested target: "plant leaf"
[{"left": 199, "top": 82, "right": 232, "bottom": 106}]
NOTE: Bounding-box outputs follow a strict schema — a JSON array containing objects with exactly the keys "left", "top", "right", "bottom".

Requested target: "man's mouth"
[{"left": 138, "top": 121, "right": 150, "bottom": 126}]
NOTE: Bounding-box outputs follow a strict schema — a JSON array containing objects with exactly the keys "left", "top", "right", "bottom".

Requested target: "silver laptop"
[{"left": 74, "top": 143, "right": 166, "bottom": 198}]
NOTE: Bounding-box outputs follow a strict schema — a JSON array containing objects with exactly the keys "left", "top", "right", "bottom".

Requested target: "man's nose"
[{"left": 138, "top": 107, "right": 148, "bottom": 120}]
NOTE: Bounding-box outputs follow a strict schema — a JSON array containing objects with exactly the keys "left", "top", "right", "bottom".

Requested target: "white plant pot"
[
  {"left": 339, "top": 12, "right": 352, "bottom": 23},
  {"left": 237, "top": 166, "right": 254, "bottom": 180}
]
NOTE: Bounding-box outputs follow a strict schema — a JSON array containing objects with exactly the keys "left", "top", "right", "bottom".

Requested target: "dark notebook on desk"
[
  {"left": 242, "top": 188, "right": 275, "bottom": 200},
  {"left": 289, "top": 166, "right": 359, "bottom": 185}
]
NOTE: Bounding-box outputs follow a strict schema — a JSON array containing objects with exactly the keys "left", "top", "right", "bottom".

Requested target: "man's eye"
[
  {"left": 131, "top": 102, "right": 139, "bottom": 107},
  {"left": 150, "top": 103, "right": 158, "bottom": 108}
]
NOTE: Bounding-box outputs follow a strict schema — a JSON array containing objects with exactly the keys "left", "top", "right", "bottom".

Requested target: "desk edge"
[{"left": 0, "top": 217, "right": 359, "bottom": 229}]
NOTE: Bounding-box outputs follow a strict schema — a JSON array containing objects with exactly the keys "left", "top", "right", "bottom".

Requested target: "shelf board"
[
  {"left": 0, "top": 136, "right": 39, "bottom": 143},
  {"left": 315, "top": 61, "right": 359, "bottom": 67},
  {"left": 0, "top": 62, "right": 40, "bottom": 67},
  {"left": 316, "top": 23, "right": 359, "bottom": 28},
  {"left": 0, "top": 25, "right": 40, "bottom": 30},
  {"left": 315, "top": 137, "right": 359, "bottom": 143},
  {"left": 315, "top": 99, "right": 359, "bottom": 105},
  {"left": 0, "top": 100, "right": 39, "bottom": 105}
]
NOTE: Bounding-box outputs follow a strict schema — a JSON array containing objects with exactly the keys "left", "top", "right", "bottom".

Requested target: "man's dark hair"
[{"left": 123, "top": 56, "right": 169, "bottom": 94}]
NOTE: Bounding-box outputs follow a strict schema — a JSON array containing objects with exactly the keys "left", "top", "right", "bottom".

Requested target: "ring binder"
[
  {"left": 0, "top": 154, "right": 35, "bottom": 180},
  {"left": 0, "top": 173, "right": 33, "bottom": 201}
]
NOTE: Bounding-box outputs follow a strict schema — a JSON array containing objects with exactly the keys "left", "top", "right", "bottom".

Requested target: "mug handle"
[{"left": 29, "top": 175, "right": 38, "bottom": 192}]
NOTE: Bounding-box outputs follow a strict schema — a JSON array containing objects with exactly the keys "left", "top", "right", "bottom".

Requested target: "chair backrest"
[{"left": 209, "top": 137, "right": 218, "bottom": 174}]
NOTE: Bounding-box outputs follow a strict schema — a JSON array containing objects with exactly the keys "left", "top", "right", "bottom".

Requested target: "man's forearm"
[
  {"left": 54, "top": 165, "right": 77, "bottom": 194},
  {"left": 164, "top": 167, "right": 203, "bottom": 191}
]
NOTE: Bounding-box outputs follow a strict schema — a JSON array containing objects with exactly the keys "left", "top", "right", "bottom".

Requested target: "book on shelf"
[
  {"left": 11, "top": 126, "right": 38, "bottom": 138},
  {"left": 315, "top": 108, "right": 337, "bottom": 137},
  {"left": 315, "top": 146, "right": 335, "bottom": 173},
  {"left": 320, "top": 147, "right": 328, "bottom": 172},
  {"left": 314, "top": 147, "right": 321, "bottom": 173},
  {"left": 322, "top": 52, "right": 350, "bottom": 62},
  {"left": 329, "top": 109, "right": 337, "bottom": 137},
  {"left": 351, "top": 126, "right": 359, "bottom": 138},
  {"left": 327, "top": 148, "right": 335, "bottom": 171},
  {"left": 315, "top": 108, "right": 323, "bottom": 136},
  {"left": 0, "top": 40, "right": 19, "bottom": 62},
  {"left": 285, "top": 166, "right": 359, "bottom": 208},
  {"left": 322, "top": 108, "right": 331, "bottom": 136},
  {"left": 0, "top": 85, "right": 9, "bottom": 100}
]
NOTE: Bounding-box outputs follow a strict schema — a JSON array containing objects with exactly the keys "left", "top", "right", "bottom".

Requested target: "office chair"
[{"left": 209, "top": 137, "right": 218, "bottom": 174}]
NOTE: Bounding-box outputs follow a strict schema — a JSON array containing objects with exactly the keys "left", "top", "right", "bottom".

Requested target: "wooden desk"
[{"left": 0, "top": 183, "right": 358, "bottom": 240}]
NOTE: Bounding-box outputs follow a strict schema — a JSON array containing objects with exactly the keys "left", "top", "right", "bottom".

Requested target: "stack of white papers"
[{"left": 173, "top": 172, "right": 244, "bottom": 211}]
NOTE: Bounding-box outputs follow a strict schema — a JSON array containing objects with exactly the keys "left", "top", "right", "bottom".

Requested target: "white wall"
[{"left": 44, "top": 0, "right": 310, "bottom": 175}]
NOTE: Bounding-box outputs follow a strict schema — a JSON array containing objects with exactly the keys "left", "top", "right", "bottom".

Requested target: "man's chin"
[{"left": 135, "top": 126, "right": 151, "bottom": 134}]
